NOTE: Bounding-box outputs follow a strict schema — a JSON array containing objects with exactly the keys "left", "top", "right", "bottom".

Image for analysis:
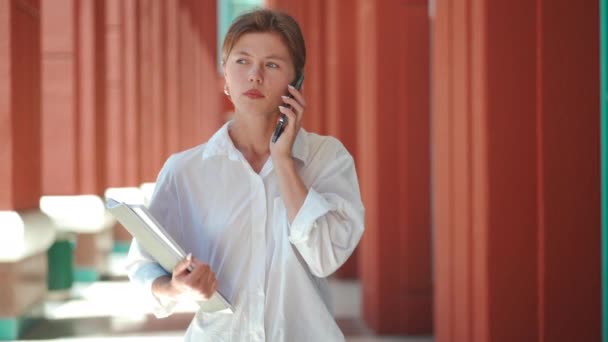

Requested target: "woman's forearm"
[
  {"left": 274, "top": 156, "right": 308, "bottom": 223},
  {"left": 151, "top": 275, "right": 177, "bottom": 301}
]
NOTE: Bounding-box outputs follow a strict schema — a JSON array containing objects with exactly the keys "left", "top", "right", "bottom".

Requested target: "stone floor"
[{"left": 15, "top": 254, "right": 434, "bottom": 342}]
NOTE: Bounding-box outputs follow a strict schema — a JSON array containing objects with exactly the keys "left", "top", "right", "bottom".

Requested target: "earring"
[{"left": 224, "top": 84, "right": 230, "bottom": 96}]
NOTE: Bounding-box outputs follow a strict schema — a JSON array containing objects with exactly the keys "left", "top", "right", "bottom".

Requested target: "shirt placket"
[{"left": 249, "top": 173, "right": 267, "bottom": 341}]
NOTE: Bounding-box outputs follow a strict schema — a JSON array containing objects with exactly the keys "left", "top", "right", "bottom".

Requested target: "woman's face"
[{"left": 224, "top": 32, "right": 297, "bottom": 118}]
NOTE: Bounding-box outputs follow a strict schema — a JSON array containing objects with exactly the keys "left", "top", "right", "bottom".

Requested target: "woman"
[{"left": 127, "top": 8, "right": 364, "bottom": 341}]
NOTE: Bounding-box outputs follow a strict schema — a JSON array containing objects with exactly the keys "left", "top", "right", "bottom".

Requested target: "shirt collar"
[{"left": 202, "top": 120, "right": 309, "bottom": 163}]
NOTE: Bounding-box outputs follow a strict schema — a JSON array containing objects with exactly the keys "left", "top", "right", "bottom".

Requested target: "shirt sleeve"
[
  {"left": 125, "top": 155, "right": 183, "bottom": 318},
  {"left": 287, "top": 141, "right": 365, "bottom": 278}
]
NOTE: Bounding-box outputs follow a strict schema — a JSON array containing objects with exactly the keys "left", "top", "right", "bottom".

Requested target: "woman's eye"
[
  {"left": 236, "top": 59, "right": 247, "bottom": 64},
  {"left": 266, "top": 62, "right": 279, "bottom": 68}
]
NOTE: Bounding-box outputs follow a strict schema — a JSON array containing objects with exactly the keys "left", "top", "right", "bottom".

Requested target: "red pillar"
[
  {"left": 191, "top": 0, "right": 203, "bottom": 143},
  {"left": 301, "top": 0, "right": 325, "bottom": 134},
  {"left": 197, "top": 0, "right": 221, "bottom": 141},
  {"left": 138, "top": 0, "right": 156, "bottom": 181},
  {"left": 178, "top": 0, "right": 195, "bottom": 150},
  {"left": 76, "top": 0, "right": 105, "bottom": 195},
  {"left": 538, "top": 1, "right": 600, "bottom": 341},
  {"left": 165, "top": 0, "right": 180, "bottom": 155},
  {"left": 122, "top": 0, "right": 140, "bottom": 186},
  {"left": 357, "top": 0, "right": 432, "bottom": 333},
  {"left": 104, "top": 0, "right": 125, "bottom": 188},
  {"left": 41, "top": 0, "right": 78, "bottom": 195},
  {"left": 430, "top": 1, "right": 453, "bottom": 340},
  {"left": 41, "top": 0, "right": 114, "bottom": 195},
  {"left": 92, "top": 0, "right": 107, "bottom": 193},
  {"left": 325, "top": 0, "right": 359, "bottom": 279},
  {"left": 431, "top": 1, "right": 600, "bottom": 341},
  {"left": 150, "top": 0, "right": 166, "bottom": 169},
  {"left": 0, "top": 0, "right": 42, "bottom": 210}
]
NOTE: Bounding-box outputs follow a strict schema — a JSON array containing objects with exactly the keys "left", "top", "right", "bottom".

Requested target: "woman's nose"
[{"left": 248, "top": 67, "right": 263, "bottom": 83}]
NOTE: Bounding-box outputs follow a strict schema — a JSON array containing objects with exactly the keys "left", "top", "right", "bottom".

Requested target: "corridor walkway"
[{"left": 14, "top": 254, "right": 433, "bottom": 342}]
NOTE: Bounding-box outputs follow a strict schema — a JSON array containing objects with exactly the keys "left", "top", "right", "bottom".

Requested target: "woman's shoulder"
[{"left": 161, "top": 143, "right": 209, "bottom": 173}]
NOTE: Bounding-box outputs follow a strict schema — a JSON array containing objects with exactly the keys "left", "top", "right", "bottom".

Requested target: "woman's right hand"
[
  {"left": 152, "top": 254, "right": 218, "bottom": 302},
  {"left": 170, "top": 254, "right": 218, "bottom": 301}
]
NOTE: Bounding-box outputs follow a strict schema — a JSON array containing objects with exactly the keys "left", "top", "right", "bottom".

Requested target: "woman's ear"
[{"left": 222, "top": 63, "right": 230, "bottom": 96}]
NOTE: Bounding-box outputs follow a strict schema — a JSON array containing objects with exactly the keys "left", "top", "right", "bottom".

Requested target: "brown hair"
[{"left": 221, "top": 9, "right": 306, "bottom": 80}]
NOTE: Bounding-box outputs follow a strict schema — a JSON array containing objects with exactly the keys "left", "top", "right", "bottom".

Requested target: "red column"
[
  {"left": 431, "top": 1, "right": 600, "bottom": 341},
  {"left": 325, "top": 0, "right": 359, "bottom": 279},
  {"left": 0, "top": 0, "right": 42, "bottom": 210},
  {"left": 178, "top": 0, "right": 194, "bottom": 150},
  {"left": 430, "top": 1, "right": 452, "bottom": 340},
  {"left": 92, "top": 0, "right": 107, "bottom": 193},
  {"left": 538, "top": 1, "right": 600, "bottom": 341},
  {"left": 191, "top": 0, "right": 203, "bottom": 143},
  {"left": 165, "top": 0, "right": 180, "bottom": 155},
  {"left": 197, "top": 0, "right": 221, "bottom": 141},
  {"left": 138, "top": 0, "right": 156, "bottom": 181},
  {"left": 122, "top": 0, "right": 140, "bottom": 186},
  {"left": 41, "top": 0, "right": 112, "bottom": 195},
  {"left": 301, "top": 0, "right": 325, "bottom": 134},
  {"left": 150, "top": 0, "right": 166, "bottom": 169},
  {"left": 41, "top": 0, "right": 78, "bottom": 195},
  {"left": 76, "top": 0, "right": 105, "bottom": 195},
  {"left": 357, "top": 0, "right": 432, "bottom": 333},
  {"left": 105, "top": 0, "right": 125, "bottom": 188}
]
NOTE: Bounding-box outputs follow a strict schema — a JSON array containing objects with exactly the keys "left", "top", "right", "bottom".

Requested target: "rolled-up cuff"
[
  {"left": 288, "top": 188, "right": 333, "bottom": 244},
  {"left": 132, "top": 263, "right": 176, "bottom": 318}
]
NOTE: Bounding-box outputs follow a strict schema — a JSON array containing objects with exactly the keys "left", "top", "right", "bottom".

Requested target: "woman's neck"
[{"left": 228, "top": 112, "right": 278, "bottom": 157}]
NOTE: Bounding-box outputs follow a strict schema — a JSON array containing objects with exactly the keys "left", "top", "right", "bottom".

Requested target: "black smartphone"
[{"left": 272, "top": 73, "right": 305, "bottom": 143}]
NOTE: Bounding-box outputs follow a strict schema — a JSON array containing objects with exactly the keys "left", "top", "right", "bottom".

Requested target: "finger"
[
  {"left": 278, "top": 106, "right": 297, "bottom": 130},
  {"left": 287, "top": 84, "right": 306, "bottom": 107},
  {"left": 204, "top": 271, "right": 216, "bottom": 295},
  {"left": 206, "top": 270, "right": 216, "bottom": 285},
  {"left": 174, "top": 253, "right": 193, "bottom": 275},
  {"left": 203, "top": 279, "right": 218, "bottom": 299},
  {"left": 280, "top": 95, "right": 304, "bottom": 114},
  {"left": 189, "top": 265, "right": 208, "bottom": 289},
  {"left": 198, "top": 270, "right": 215, "bottom": 299}
]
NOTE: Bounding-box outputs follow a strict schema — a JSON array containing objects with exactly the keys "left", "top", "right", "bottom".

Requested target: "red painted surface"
[
  {"left": 0, "top": 0, "right": 42, "bottom": 210},
  {"left": 91, "top": 0, "right": 107, "bottom": 194},
  {"left": 104, "top": 0, "right": 125, "bottom": 188},
  {"left": 178, "top": 0, "right": 194, "bottom": 151},
  {"left": 165, "top": 0, "right": 180, "bottom": 156},
  {"left": 197, "top": 0, "right": 222, "bottom": 142},
  {"left": 76, "top": 0, "right": 101, "bottom": 194},
  {"left": 325, "top": 0, "right": 359, "bottom": 279},
  {"left": 150, "top": 0, "right": 165, "bottom": 174},
  {"left": 432, "top": 1, "right": 601, "bottom": 341},
  {"left": 0, "top": 0, "right": 11, "bottom": 209},
  {"left": 122, "top": 0, "right": 140, "bottom": 187},
  {"left": 357, "top": 0, "right": 432, "bottom": 334},
  {"left": 41, "top": 0, "right": 78, "bottom": 195},
  {"left": 138, "top": 0, "right": 155, "bottom": 182},
  {"left": 538, "top": 1, "right": 600, "bottom": 341}
]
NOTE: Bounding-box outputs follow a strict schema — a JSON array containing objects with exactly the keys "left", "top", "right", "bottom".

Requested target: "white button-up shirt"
[{"left": 126, "top": 122, "right": 365, "bottom": 341}]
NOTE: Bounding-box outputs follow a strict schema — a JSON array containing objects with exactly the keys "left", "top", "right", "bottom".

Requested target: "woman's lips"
[{"left": 243, "top": 89, "right": 264, "bottom": 99}]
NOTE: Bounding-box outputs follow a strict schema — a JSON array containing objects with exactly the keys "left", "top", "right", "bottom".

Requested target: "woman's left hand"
[{"left": 270, "top": 84, "right": 306, "bottom": 161}]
